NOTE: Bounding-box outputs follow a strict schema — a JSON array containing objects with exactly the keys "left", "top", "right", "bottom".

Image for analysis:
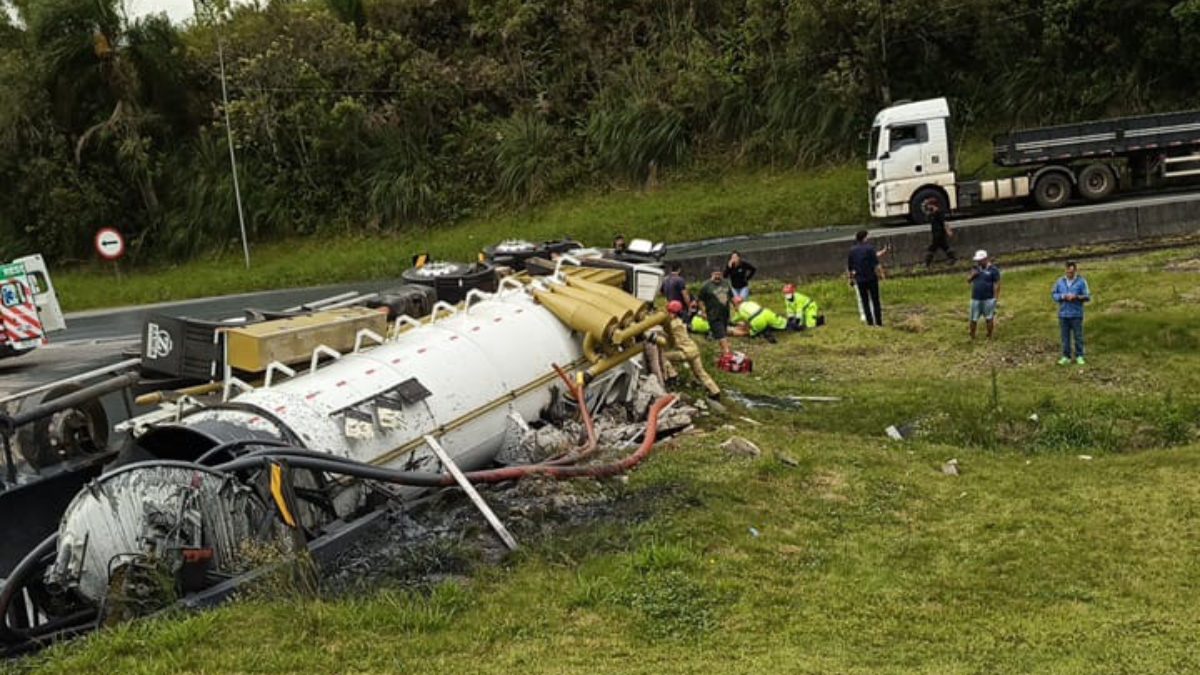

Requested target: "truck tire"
[
  {"left": 1077, "top": 164, "right": 1115, "bottom": 201},
  {"left": 14, "top": 383, "right": 110, "bottom": 469},
  {"left": 908, "top": 189, "right": 948, "bottom": 224},
  {"left": 401, "top": 261, "right": 498, "bottom": 305},
  {"left": 1033, "top": 172, "right": 1072, "bottom": 210}
]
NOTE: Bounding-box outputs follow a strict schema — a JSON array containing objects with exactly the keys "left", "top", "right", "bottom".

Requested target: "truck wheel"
[
  {"left": 1033, "top": 173, "right": 1072, "bottom": 209},
  {"left": 1077, "top": 164, "right": 1115, "bottom": 201},
  {"left": 908, "top": 189, "right": 948, "bottom": 225},
  {"left": 14, "top": 383, "right": 110, "bottom": 469}
]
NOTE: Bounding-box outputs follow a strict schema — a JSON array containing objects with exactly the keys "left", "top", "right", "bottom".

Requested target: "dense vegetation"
[
  {"left": 23, "top": 248, "right": 1200, "bottom": 673},
  {"left": 3, "top": 0, "right": 1200, "bottom": 265}
]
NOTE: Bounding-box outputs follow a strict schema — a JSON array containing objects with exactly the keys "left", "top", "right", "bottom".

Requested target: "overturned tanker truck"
[{"left": 0, "top": 259, "right": 676, "bottom": 656}]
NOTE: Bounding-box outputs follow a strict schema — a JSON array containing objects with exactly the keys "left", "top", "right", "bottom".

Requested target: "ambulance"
[{"left": 0, "top": 254, "right": 65, "bottom": 359}]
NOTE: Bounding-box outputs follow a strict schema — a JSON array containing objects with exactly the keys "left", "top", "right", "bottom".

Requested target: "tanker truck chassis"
[{"left": 0, "top": 260, "right": 675, "bottom": 657}]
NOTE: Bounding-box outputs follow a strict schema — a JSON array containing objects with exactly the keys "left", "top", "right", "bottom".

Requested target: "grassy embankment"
[
  {"left": 23, "top": 246, "right": 1200, "bottom": 674},
  {"left": 55, "top": 162, "right": 866, "bottom": 312}
]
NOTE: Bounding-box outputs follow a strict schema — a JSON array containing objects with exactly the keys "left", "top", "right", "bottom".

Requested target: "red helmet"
[
  {"left": 783, "top": 283, "right": 796, "bottom": 295},
  {"left": 666, "top": 300, "right": 684, "bottom": 315}
]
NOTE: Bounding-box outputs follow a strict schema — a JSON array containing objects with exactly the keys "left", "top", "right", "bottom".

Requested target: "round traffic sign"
[{"left": 94, "top": 228, "right": 126, "bottom": 261}]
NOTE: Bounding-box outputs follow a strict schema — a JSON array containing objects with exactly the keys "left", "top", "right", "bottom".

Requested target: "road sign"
[{"left": 94, "top": 228, "right": 125, "bottom": 261}]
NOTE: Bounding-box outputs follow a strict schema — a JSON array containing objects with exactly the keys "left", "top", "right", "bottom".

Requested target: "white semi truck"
[{"left": 867, "top": 98, "right": 1200, "bottom": 222}]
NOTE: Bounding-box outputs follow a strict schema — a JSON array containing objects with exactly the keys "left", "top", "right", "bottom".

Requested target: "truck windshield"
[{"left": 867, "top": 126, "right": 881, "bottom": 160}]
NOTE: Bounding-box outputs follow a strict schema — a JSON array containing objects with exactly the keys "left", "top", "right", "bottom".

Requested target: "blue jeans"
[
  {"left": 733, "top": 286, "right": 751, "bottom": 301},
  {"left": 1059, "top": 317, "right": 1084, "bottom": 357}
]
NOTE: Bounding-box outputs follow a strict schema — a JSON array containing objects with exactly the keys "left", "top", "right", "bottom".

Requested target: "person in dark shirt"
[
  {"left": 967, "top": 249, "right": 1001, "bottom": 339},
  {"left": 660, "top": 263, "right": 691, "bottom": 321},
  {"left": 723, "top": 251, "right": 757, "bottom": 300},
  {"left": 698, "top": 268, "right": 733, "bottom": 354},
  {"left": 923, "top": 202, "right": 957, "bottom": 268},
  {"left": 847, "top": 230, "right": 889, "bottom": 326}
]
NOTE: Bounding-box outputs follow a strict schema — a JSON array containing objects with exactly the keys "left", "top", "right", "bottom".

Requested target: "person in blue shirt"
[
  {"left": 847, "top": 230, "right": 890, "bottom": 326},
  {"left": 967, "top": 250, "right": 1000, "bottom": 339},
  {"left": 1051, "top": 260, "right": 1091, "bottom": 365}
]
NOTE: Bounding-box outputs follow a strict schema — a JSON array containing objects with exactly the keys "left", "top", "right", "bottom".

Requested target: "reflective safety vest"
[
  {"left": 734, "top": 300, "right": 786, "bottom": 335},
  {"left": 690, "top": 314, "right": 710, "bottom": 334},
  {"left": 784, "top": 293, "right": 820, "bottom": 329}
]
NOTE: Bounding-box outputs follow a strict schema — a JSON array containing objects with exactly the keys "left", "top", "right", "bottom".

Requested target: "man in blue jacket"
[{"left": 1052, "top": 261, "right": 1091, "bottom": 365}]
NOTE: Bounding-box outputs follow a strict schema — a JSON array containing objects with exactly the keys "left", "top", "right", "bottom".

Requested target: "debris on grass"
[
  {"left": 942, "top": 459, "right": 960, "bottom": 476},
  {"left": 722, "top": 436, "right": 762, "bottom": 458}
]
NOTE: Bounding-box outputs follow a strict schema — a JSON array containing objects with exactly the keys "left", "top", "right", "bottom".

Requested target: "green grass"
[
  {"left": 20, "top": 247, "right": 1200, "bottom": 673},
  {"left": 54, "top": 163, "right": 864, "bottom": 312}
]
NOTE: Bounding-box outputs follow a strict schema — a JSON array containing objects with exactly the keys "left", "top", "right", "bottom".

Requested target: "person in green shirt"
[
  {"left": 782, "top": 283, "right": 825, "bottom": 331},
  {"left": 731, "top": 295, "right": 787, "bottom": 343},
  {"left": 697, "top": 268, "right": 733, "bottom": 354}
]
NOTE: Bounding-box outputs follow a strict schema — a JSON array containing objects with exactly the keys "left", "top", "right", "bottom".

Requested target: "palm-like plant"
[{"left": 26, "top": 0, "right": 190, "bottom": 218}]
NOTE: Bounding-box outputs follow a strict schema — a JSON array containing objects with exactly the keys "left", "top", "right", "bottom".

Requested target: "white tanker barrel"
[
  {"left": 136, "top": 289, "right": 585, "bottom": 503},
  {"left": 33, "top": 276, "right": 661, "bottom": 614}
]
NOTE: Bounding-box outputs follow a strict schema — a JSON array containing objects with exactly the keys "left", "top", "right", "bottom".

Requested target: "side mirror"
[{"left": 879, "top": 152, "right": 891, "bottom": 160}]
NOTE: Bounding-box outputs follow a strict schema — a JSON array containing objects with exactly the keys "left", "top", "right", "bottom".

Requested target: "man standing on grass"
[
  {"left": 1052, "top": 260, "right": 1091, "bottom": 365},
  {"left": 698, "top": 267, "right": 733, "bottom": 355},
  {"left": 968, "top": 249, "right": 1000, "bottom": 340},
  {"left": 847, "top": 230, "right": 889, "bottom": 326},
  {"left": 924, "top": 202, "right": 957, "bottom": 268},
  {"left": 660, "top": 263, "right": 691, "bottom": 322}
]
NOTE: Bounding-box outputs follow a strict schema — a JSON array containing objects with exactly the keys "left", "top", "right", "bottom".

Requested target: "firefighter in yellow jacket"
[
  {"left": 782, "top": 283, "right": 826, "bottom": 331},
  {"left": 661, "top": 300, "right": 721, "bottom": 400}
]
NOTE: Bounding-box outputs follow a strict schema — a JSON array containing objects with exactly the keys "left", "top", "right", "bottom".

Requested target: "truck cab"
[{"left": 867, "top": 98, "right": 957, "bottom": 221}]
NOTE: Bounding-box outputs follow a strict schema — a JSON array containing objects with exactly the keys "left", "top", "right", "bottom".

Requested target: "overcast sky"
[{"left": 127, "top": 0, "right": 197, "bottom": 23}]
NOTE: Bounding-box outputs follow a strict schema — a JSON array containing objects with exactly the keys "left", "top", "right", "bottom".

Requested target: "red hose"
[
  {"left": 449, "top": 393, "right": 675, "bottom": 484},
  {"left": 542, "top": 364, "right": 598, "bottom": 466}
]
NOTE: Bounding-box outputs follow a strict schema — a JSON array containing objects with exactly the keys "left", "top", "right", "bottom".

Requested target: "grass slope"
[
  {"left": 21, "top": 247, "right": 1200, "bottom": 674},
  {"left": 55, "top": 163, "right": 864, "bottom": 312}
]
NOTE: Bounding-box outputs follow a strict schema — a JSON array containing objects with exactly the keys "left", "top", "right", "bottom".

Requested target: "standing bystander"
[
  {"left": 723, "top": 251, "right": 757, "bottom": 301},
  {"left": 1052, "top": 261, "right": 1091, "bottom": 365},
  {"left": 698, "top": 268, "right": 734, "bottom": 354},
  {"left": 847, "top": 230, "right": 889, "bottom": 326},
  {"left": 924, "top": 202, "right": 957, "bottom": 268},
  {"left": 967, "top": 250, "right": 1001, "bottom": 339},
  {"left": 660, "top": 263, "right": 691, "bottom": 321}
]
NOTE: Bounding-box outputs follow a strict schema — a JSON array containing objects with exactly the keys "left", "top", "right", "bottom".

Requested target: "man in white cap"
[{"left": 967, "top": 249, "right": 1000, "bottom": 339}]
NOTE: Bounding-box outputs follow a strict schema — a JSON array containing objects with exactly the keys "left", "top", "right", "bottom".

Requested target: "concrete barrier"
[{"left": 673, "top": 197, "right": 1200, "bottom": 282}]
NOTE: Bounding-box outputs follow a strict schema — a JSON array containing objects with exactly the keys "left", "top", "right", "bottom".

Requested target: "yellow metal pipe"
[
  {"left": 134, "top": 381, "right": 223, "bottom": 407},
  {"left": 564, "top": 276, "right": 648, "bottom": 319},
  {"left": 533, "top": 290, "right": 616, "bottom": 342},
  {"left": 549, "top": 283, "right": 633, "bottom": 327},
  {"left": 611, "top": 310, "right": 670, "bottom": 346},
  {"left": 582, "top": 346, "right": 644, "bottom": 382}
]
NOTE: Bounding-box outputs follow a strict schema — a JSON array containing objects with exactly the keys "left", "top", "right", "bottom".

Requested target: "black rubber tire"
[
  {"left": 1077, "top": 163, "right": 1115, "bottom": 201},
  {"left": 1034, "top": 172, "right": 1072, "bottom": 209},
  {"left": 400, "top": 262, "right": 498, "bottom": 304},
  {"left": 908, "top": 188, "right": 948, "bottom": 225},
  {"left": 15, "top": 383, "right": 109, "bottom": 469}
]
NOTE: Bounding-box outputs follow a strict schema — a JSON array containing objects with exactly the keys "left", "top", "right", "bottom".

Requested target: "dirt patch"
[
  {"left": 1164, "top": 258, "right": 1200, "bottom": 272},
  {"left": 1104, "top": 298, "right": 1149, "bottom": 313},
  {"left": 807, "top": 470, "right": 849, "bottom": 502}
]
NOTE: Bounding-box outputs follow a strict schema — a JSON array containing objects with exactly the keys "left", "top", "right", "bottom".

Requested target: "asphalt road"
[
  {"left": 4, "top": 188, "right": 1199, "bottom": 397},
  {"left": 667, "top": 189, "right": 1200, "bottom": 258},
  {"left": 0, "top": 280, "right": 406, "bottom": 396}
]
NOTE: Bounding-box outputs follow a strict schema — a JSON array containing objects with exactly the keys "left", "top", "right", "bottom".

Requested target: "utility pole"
[
  {"left": 879, "top": 0, "right": 892, "bottom": 105},
  {"left": 195, "top": 0, "right": 251, "bottom": 269}
]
